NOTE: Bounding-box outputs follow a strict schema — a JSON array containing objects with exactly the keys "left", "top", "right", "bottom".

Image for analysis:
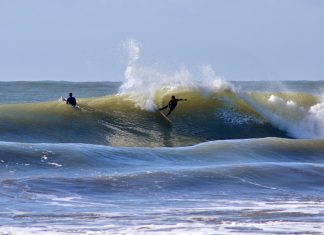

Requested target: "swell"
[
  {"left": 1, "top": 138, "right": 324, "bottom": 170},
  {"left": 1, "top": 138, "right": 324, "bottom": 195}
]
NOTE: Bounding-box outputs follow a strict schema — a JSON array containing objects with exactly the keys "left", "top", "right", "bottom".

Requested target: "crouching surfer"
[{"left": 159, "top": 95, "right": 187, "bottom": 116}]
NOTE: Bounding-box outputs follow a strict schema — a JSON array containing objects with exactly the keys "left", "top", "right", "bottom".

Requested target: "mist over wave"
[{"left": 119, "top": 39, "right": 232, "bottom": 111}]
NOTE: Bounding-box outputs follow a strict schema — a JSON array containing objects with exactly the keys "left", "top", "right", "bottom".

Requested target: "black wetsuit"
[
  {"left": 159, "top": 98, "right": 185, "bottom": 116},
  {"left": 66, "top": 97, "right": 77, "bottom": 106}
]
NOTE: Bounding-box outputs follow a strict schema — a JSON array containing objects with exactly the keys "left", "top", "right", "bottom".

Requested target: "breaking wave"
[{"left": 0, "top": 40, "right": 323, "bottom": 146}]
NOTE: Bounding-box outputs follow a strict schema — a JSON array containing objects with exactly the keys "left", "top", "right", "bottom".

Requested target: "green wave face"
[{"left": 0, "top": 89, "right": 322, "bottom": 147}]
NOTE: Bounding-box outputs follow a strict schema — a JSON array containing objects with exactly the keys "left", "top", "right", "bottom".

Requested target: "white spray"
[
  {"left": 240, "top": 91, "right": 324, "bottom": 139},
  {"left": 299, "top": 96, "right": 324, "bottom": 138},
  {"left": 265, "top": 94, "right": 324, "bottom": 139},
  {"left": 118, "top": 39, "right": 232, "bottom": 111}
]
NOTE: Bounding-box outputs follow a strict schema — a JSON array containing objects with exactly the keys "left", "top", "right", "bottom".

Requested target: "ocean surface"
[{"left": 0, "top": 79, "right": 324, "bottom": 235}]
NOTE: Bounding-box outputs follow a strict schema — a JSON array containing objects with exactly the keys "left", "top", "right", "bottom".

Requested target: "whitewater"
[{"left": 0, "top": 42, "right": 324, "bottom": 234}]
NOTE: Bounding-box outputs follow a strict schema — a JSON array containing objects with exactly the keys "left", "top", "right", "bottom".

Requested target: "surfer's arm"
[{"left": 177, "top": 99, "right": 187, "bottom": 101}]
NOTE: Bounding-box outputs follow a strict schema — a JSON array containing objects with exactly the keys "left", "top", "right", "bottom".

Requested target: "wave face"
[
  {"left": 0, "top": 90, "right": 287, "bottom": 146},
  {"left": 0, "top": 86, "right": 323, "bottom": 146}
]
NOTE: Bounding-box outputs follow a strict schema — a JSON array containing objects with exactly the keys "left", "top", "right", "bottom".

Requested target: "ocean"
[{"left": 0, "top": 78, "right": 323, "bottom": 235}]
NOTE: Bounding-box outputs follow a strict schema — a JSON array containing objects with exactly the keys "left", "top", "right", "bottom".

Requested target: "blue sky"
[{"left": 0, "top": 0, "right": 323, "bottom": 81}]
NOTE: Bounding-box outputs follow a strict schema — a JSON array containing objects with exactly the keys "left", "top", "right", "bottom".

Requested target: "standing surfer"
[{"left": 159, "top": 95, "right": 187, "bottom": 116}]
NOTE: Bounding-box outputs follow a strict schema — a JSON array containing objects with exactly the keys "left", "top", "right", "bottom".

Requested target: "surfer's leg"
[
  {"left": 166, "top": 108, "right": 174, "bottom": 116},
  {"left": 159, "top": 105, "right": 168, "bottom": 111}
]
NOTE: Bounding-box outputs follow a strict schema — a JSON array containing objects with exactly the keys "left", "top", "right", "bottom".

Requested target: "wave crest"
[{"left": 118, "top": 39, "right": 232, "bottom": 111}]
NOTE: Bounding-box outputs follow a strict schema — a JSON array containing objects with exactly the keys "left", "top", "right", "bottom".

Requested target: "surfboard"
[{"left": 159, "top": 111, "right": 172, "bottom": 123}]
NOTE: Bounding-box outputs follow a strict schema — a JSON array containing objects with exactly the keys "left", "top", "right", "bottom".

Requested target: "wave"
[
  {"left": 238, "top": 91, "right": 324, "bottom": 139},
  {"left": 0, "top": 41, "right": 323, "bottom": 145},
  {"left": 2, "top": 137, "right": 323, "bottom": 166},
  {"left": 1, "top": 138, "right": 323, "bottom": 195},
  {"left": 0, "top": 90, "right": 277, "bottom": 145},
  {"left": 0, "top": 87, "right": 323, "bottom": 145}
]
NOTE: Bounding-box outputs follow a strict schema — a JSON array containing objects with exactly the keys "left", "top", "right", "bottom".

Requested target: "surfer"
[
  {"left": 159, "top": 95, "right": 187, "bottom": 116},
  {"left": 66, "top": 92, "right": 77, "bottom": 107}
]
